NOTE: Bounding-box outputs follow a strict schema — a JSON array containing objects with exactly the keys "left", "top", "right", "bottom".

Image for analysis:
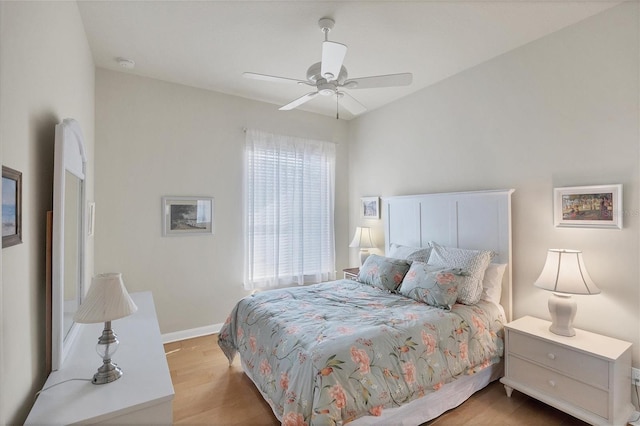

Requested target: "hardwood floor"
[
  {"left": 165, "top": 335, "right": 277, "bottom": 425},
  {"left": 165, "top": 335, "right": 589, "bottom": 425}
]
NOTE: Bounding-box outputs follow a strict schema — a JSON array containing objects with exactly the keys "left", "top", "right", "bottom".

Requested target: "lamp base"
[
  {"left": 359, "top": 249, "right": 370, "bottom": 266},
  {"left": 92, "top": 321, "right": 123, "bottom": 385},
  {"left": 92, "top": 361, "right": 123, "bottom": 384},
  {"left": 548, "top": 293, "right": 577, "bottom": 337}
]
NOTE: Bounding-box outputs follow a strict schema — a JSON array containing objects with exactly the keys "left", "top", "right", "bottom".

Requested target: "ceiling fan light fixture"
[{"left": 319, "top": 85, "right": 335, "bottom": 96}]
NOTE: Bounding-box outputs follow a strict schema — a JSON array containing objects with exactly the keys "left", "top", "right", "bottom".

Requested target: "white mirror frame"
[{"left": 52, "top": 118, "right": 87, "bottom": 371}]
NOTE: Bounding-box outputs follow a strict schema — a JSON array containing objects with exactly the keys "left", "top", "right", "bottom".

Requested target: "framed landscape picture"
[
  {"left": 2, "top": 166, "right": 22, "bottom": 248},
  {"left": 360, "top": 196, "right": 380, "bottom": 219},
  {"left": 554, "top": 184, "right": 622, "bottom": 229},
  {"left": 162, "top": 196, "right": 214, "bottom": 236}
]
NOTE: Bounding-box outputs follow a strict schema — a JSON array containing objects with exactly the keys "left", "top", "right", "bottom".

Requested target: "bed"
[{"left": 219, "top": 189, "right": 514, "bottom": 425}]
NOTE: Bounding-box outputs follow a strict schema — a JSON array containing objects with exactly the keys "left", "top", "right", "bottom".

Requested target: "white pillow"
[
  {"left": 481, "top": 263, "right": 507, "bottom": 304},
  {"left": 427, "top": 241, "right": 495, "bottom": 305},
  {"left": 388, "top": 243, "right": 431, "bottom": 262}
]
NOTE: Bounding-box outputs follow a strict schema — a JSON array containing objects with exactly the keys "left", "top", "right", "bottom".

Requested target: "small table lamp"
[
  {"left": 533, "top": 249, "right": 600, "bottom": 337},
  {"left": 73, "top": 273, "right": 138, "bottom": 384},
  {"left": 349, "top": 226, "right": 375, "bottom": 266}
]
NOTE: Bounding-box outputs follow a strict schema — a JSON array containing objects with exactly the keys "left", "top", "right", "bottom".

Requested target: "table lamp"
[
  {"left": 73, "top": 273, "right": 138, "bottom": 384},
  {"left": 533, "top": 249, "right": 600, "bottom": 337},
  {"left": 349, "top": 226, "right": 375, "bottom": 266}
]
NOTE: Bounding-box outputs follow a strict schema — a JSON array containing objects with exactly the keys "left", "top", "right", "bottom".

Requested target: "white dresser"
[
  {"left": 501, "top": 316, "right": 633, "bottom": 426},
  {"left": 26, "top": 292, "right": 174, "bottom": 424}
]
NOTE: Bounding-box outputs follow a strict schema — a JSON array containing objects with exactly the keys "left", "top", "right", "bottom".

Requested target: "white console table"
[{"left": 26, "top": 292, "right": 174, "bottom": 424}]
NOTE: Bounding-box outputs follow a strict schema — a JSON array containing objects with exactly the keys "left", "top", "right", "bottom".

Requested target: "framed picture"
[
  {"left": 162, "top": 196, "right": 214, "bottom": 236},
  {"left": 360, "top": 196, "right": 380, "bottom": 219},
  {"left": 2, "top": 166, "right": 22, "bottom": 248},
  {"left": 554, "top": 184, "right": 622, "bottom": 229}
]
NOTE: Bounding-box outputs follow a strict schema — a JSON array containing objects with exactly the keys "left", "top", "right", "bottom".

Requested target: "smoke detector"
[{"left": 117, "top": 57, "right": 135, "bottom": 69}]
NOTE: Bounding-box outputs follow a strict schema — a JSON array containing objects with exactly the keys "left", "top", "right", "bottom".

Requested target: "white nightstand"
[
  {"left": 343, "top": 267, "right": 359, "bottom": 280},
  {"left": 500, "top": 316, "right": 633, "bottom": 426}
]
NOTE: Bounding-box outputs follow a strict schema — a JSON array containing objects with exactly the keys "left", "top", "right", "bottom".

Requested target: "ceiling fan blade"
[
  {"left": 279, "top": 92, "right": 318, "bottom": 111},
  {"left": 243, "top": 72, "right": 307, "bottom": 85},
  {"left": 321, "top": 41, "right": 347, "bottom": 81},
  {"left": 338, "top": 92, "right": 367, "bottom": 116},
  {"left": 343, "top": 73, "right": 413, "bottom": 89}
]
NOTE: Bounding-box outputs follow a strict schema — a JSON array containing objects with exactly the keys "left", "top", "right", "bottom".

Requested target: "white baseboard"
[{"left": 161, "top": 323, "right": 223, "bottom": 344}]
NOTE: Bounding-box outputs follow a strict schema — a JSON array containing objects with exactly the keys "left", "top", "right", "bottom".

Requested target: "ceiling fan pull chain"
[{"left": 336, "top": 94, "right": 339, "bottom": 120}]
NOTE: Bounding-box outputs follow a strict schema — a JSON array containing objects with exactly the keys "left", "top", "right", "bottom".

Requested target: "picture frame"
[
  {"left": 554, "top": 184, "right": 622, "bottom": 229},
  {"left": 360, "top": 196, "right": 380, "bottom": 219},
  {"left": 162, "top": 196, "right": 214, "bottom": 236},
  {"left": 2, "top": 166, "right": 22, "bottom": 248}
]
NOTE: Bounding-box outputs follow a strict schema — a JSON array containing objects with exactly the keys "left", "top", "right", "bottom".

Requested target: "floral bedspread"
[{"left": 218, "top": 280, "right": 505, "bottom": 425}]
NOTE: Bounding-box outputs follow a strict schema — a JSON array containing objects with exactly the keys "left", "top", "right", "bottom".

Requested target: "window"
[{"left": 244, "top": 129, "right": 336, "bottom": 290}]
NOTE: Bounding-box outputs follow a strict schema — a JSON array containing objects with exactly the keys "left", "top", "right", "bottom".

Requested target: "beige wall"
[
  {"left": 94, "top": 69, "right": 349, "bottom": 335},
  {"left": 349, "top": 3, "right": 640, "bottom": 367},
  {"left": 2, "top": 2, "right": 638, "bottom": 422},
  {"left": 0, "top": 1, "right": 95, "bottom": 424}
]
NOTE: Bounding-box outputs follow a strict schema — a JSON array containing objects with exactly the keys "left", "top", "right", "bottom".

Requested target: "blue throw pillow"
[
  {"left": 399, "top": 261, "right": 466, "bottom": 310},
  {"left": 357, "top": 254, "right": 410, "bottom": 292}
]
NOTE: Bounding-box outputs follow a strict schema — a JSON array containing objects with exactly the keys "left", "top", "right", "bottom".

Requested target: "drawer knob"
[
  {"left": 547, "top": 353, "right": 556, "bottom": 360},
  {"left": 548, "top": 380, "right": 556, "bottom": 388}
]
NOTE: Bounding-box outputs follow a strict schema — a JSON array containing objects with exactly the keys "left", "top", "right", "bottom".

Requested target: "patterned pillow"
[
  {"left": 399, "top": 262, "right": 464, "bottom": 310},
  {"left": 357, "top": 254, "right": 410, "bottom": 292},
  {"left": 406, "top": 248, "right": 432, "bottom": 263},
  {"left": 428, "top": 242, "right": 496, "bottom": 305},
  {"left": 388, "top": 243, "right": 432, "bottom": 263}
]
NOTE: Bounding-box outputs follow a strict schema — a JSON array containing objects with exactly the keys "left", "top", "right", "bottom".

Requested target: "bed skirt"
[{"left": 241, "top": 357, "right": 504, "bottom": 425}]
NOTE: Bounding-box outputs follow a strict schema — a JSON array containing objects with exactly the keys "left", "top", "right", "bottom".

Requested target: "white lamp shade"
[
  {"left": 349, "top": 227, "right": 374, "bottom": 249},
  {"left": 74, "top": 273, "right": 138, "bottom": 323},
  {"left": 533, "top": 249, "right": 600, "bottom": 295}
]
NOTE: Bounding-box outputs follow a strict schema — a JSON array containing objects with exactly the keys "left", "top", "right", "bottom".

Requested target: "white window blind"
[{"left": 244, "top": 129, "right": 336, "bottom": 290}]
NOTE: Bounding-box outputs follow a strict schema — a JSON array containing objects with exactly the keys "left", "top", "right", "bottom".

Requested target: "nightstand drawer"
[
  {"left": 508, "top": 330, "right": 608, "bottom": 389},
  {"left": 508, "top": 355, "right": 608, "bottom": 419}
]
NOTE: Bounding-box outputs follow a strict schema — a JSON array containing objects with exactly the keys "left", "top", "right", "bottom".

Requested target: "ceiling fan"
[{"left": 243, "top": 17, "right": 413, "bottom": 118}]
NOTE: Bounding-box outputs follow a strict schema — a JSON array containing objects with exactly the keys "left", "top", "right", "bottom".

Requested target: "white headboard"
[{"left": 383, "top": 189, "right": 514, "bottom": 321}]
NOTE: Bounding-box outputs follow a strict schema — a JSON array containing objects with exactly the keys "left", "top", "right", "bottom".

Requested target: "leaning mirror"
[{"left": 52, "top": 118, "right": 87, "bottom": 371}]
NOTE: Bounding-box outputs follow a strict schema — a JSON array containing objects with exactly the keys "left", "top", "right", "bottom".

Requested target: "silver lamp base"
[
  {"left": 92, "top": 321, "right": 124, "bottom": 385},
  {"left": 92, "top": 362, "right": 123, "bottom": 384}
]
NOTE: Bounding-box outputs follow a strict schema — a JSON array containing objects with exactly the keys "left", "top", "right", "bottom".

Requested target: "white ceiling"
[{"left": 77, "top": 1, "right": 619, "bottom": 120}]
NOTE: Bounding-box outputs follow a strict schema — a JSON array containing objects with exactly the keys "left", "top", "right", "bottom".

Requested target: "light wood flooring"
[{"left": 165, "top": 335, "right": 589, "bottom": 425}]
